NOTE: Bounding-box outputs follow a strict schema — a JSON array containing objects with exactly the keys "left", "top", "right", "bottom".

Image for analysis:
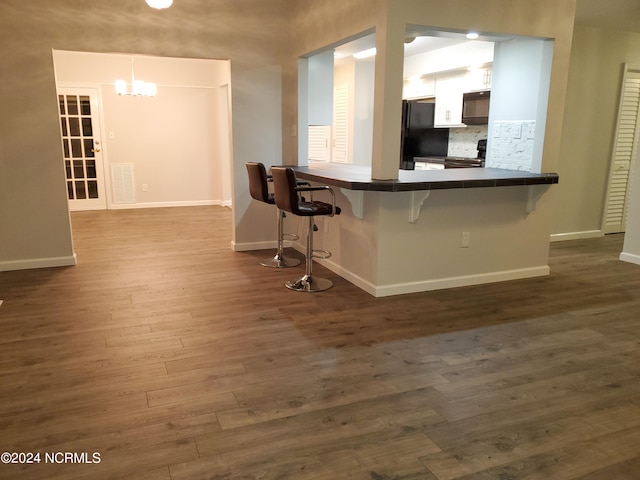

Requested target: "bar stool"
[
  {"left": 246, "top": 162, "right": 301, "bottom": 268},
  {"left": 271, "top": 166, "right": 341, "bottom": 292}
]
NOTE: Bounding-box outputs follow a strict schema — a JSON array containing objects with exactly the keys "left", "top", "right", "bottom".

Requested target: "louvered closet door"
[
  {"left": 332, "top": 84, "right": 349, "bottom": 163},
  {"left": 308, "top": 125, "right": 331, "bottom": 162},
  {"left": 603, "top": 69, "right": 640, "bottom": 233}
]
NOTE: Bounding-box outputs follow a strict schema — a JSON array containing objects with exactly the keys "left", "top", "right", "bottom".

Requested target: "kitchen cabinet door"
[
  {"left": 465, "top": 67, "right": 492, "bottom": 92},
  {"left": 434, "top": 74, "right": 465, "bottom": 127},
  {"left": 403, "top": 77, "right": 436, "bottom": 100}
]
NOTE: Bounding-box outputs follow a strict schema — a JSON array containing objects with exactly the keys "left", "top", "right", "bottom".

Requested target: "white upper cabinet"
[
  {"left": 403, "top": 77, "right": 435, "bottom": 100},
  {"left": 465, "top": 67, "right": 492, "bottom": 92},
  {"left": 434, "top": 73, "right": 466, "bottom": 127}
]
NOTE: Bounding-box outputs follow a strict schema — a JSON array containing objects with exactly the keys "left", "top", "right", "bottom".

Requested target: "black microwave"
[{"left": 462, "top": 91, "right": 490, "bottom": 125}]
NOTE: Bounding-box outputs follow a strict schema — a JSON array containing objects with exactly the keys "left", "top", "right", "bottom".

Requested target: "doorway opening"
[{"left": 52, "top": 50, "right": 233, "bottom": 212}]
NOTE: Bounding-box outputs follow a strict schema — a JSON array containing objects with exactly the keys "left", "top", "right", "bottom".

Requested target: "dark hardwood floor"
[{"left": 1, "top": 206, "right": 639, "bottom": 479}]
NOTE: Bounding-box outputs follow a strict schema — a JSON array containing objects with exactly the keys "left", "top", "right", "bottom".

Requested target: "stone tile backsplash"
[
  {"left": 448, "top": 125, "right": 488, "bottom": 158},
  {"left": 487, "top": 120, "right": 536, "bottom": 171}
]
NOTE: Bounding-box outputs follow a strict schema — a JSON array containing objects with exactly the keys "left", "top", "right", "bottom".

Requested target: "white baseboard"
[
  {"left": 372, "top": 266, "right": 550, "bottom": 297},
  {"left": 0, "top": 254, "right": 77, "bottom": 272},
  {"left": 314, "top": 252, "right": 549, "bottom": 297},
  {"left": 620, "top": 252, "right": 640, "bottom": 266},
  {"left": 109, "top": 200, "right": 222, "bottom": 210},
  {"left": 231, "top": 240, "right": 294, "bottom": 252},
  {"left": 313, "top": 256, "right": 379, "bottom": 296},
  {"left": 550, "top": 230, "right": 603, "bottom": 242}
]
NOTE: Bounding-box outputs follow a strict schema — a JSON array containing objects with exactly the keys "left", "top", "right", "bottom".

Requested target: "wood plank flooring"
[{"left": 1, "top": 205, "right": 640, "bottom": 479}]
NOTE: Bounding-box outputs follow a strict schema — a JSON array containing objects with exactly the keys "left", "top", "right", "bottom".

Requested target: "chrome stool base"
[
  {"left": 260, "top": 254, "right": 301, "bottom": 268},
  {"left": 285, "top": 275, "right": 333, "bottom": 292}
]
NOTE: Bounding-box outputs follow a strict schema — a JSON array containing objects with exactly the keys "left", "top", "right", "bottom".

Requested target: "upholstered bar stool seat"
[
  {"left": 271, "top": 166, "right": 341, "bottom": 292},
  {"left": 246, "top": 162, "right": 301, "bottom": 268}
]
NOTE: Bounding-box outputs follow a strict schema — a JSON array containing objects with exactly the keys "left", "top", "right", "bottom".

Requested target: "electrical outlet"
[
  {"left": 142, "top": 184, "right": 149, "bottom": 192},
  {"left": 461, "top": 231, "right": 471, "bottom": 248}
]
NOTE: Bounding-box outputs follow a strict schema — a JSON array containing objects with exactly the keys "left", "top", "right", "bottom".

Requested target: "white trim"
[
  {"left": 313, "top": 256, "right": 378, "bottom": 296},
  {"left": 0, "top": 254, "right": 77, "bottom": 272},
  {"left": 108, "top": 200, "right": 222, "bottom": 210},
  {"left": 371, "top": 266, "right": 550, "bottom": 297},
  {"left": 550, "top": 230, "right": 604, "bottom": 242},
  {"left": 314, "top": 252, "right": 549, "bottom": 297},
  {"left": 231, "top": 240, "right": 294, "bottom": 252},
  {"left": 620, "top": 252, "right": 640, "bottom": 266},
  {"left": 232, "top": 241, "right": 277, "bottom": 252}
]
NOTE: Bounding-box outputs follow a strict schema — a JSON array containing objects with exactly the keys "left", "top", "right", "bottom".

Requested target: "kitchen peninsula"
[
  {"left": 294, "top": 163, "right": 558, "bottom": 192},
  {"left": 287, "top": 163, "right": 559, "bottom": 297}
]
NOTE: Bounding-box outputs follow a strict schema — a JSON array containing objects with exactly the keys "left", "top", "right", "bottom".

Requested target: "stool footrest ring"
[
  {"left": 312, "top": 249, "right": 331, "bottom": 259},
  {"left": 282, "top": 233, "right": 299, "bottom": 241}
]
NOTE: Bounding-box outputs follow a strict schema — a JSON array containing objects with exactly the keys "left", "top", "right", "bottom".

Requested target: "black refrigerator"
[{"left": 400, "top": 100, "right": 449, "bottom": 170}]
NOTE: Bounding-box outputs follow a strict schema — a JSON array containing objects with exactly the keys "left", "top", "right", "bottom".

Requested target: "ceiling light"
[
  {"left": 145, "top": 0, "right": 173, "bottom": 9},
  {"left": 466, "top": 32, "right": 480, "bottom": 40},
  {"left": 115, "top": 57, "right": 157, "bottom": 97},
  {"left": 353, "top": 48, "right": 377, "bottom": 59}
]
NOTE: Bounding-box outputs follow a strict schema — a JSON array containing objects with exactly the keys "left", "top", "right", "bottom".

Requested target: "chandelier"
[
  {"left": 115, "top": 57, "right": 157, "bottom": 97},
  {"left": 145, "top": 0, "right": 173, "bottom": 9}
]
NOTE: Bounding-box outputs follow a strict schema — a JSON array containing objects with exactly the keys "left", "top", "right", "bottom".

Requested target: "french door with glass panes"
[{"left": 57, "top": 88, "right": 107, "bottom": 211}]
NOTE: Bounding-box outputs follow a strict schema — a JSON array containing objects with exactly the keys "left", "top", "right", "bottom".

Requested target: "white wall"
[
  {"left": 353, "top": 60, "right": 376, "bottom": 166},
  {"left": 53, "top": 50, "right": 232, "bottom": 209},
  {"left": 308, "top": 50, "right": 334, "bottom": 125},
  {"left": 487, "top": 38, "right": 554, "bottom": 172}
]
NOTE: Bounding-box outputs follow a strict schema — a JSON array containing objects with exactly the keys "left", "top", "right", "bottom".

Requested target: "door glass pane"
[
  {"left": 73, "top": 160, "right": 85, "bottom": 179},
  {"left": 65, "top": 160, "right": 72, "bottom": 179},
  {"left": 63, "top": 139, "right": 70, "bottom": 158},
  {"left": 88, "top": 181, "right": 99, "bottom": 199},
  {"left": 60, "top": 118, "right": 68, "bottom": 136},
  {"left": 75, "top": 181, "right": 87, "bottom": 199},
  {"left": 67, "top": 181, "right": 74, "bottom": 200},
  {"left": 82, "top": 118, "right": 93, "bottom": 136},
  {"left": 84, "top": 139, "right": 95, "bottom": 158},
  {"left": 71, "top": 139, "right": 82, "bottom": 158},
  {"left": 58, "top": 95, "right": 66, "bottom": 115},
  {"left": 80, "top": 96, "right": 91, "bottom": 115},
  {"left": 86, "top": 160, "right": 97, "bottom": 178},
  {"left": 68, "top": 117, "right": 80, "bottom": 137},
  {"left": 67, "top": 96, "right": 78, "bottom": 115}
]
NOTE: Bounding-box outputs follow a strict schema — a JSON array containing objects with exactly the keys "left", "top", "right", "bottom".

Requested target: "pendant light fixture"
[
  {"left": 115, "top": 57, "right": 157, "bottom": 97},
  {"left": 145, "top": 0, "right": 173, "bottom": 9}
]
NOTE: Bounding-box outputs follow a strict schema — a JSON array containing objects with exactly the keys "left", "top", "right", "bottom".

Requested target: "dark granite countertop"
[{"left": 292, "top": 163, "right": 559, "bottom": 192}]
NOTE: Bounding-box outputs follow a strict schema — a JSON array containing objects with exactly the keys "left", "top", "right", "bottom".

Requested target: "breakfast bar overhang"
[{"left": 284, "top": 163, "right": 559, "bottom": 297}]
